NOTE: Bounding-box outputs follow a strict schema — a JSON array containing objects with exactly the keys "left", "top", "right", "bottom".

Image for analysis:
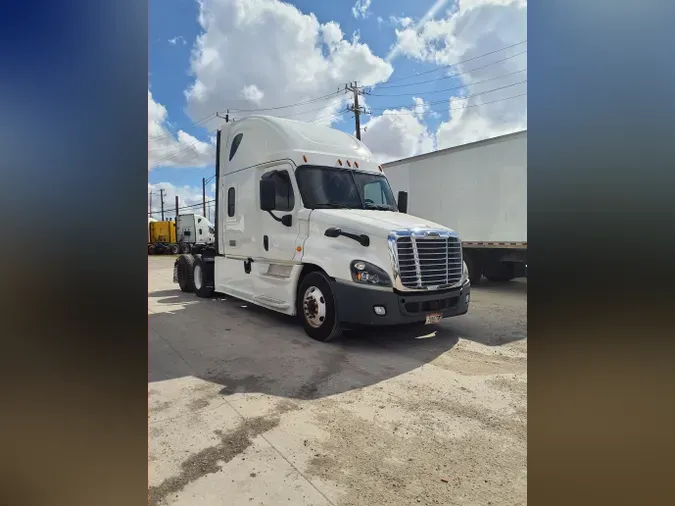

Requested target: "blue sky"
[{"left": 148, "top": 0, "right": 527, "bottom": 218}]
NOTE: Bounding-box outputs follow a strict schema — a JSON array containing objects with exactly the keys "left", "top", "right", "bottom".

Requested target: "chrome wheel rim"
[
  {"left": 303, "top": 286, "right": 326, "bottom": 328},
  {"left": 194, "top": 264, "right": 202, "bottom": 290}
]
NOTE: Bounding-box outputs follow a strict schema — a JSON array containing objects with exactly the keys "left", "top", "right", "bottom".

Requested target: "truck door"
[{"left": 258, "top": 164, "right": 300, "bottom": 262}]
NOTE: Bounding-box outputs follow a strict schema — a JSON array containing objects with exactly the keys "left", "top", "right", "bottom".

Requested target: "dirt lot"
[{"left": 149, "top": 256, "right": 527, "bottom": 506}]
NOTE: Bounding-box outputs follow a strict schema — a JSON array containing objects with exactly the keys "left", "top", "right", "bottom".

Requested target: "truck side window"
[
  {"left": 262, "top": 170, "right": 295, "bottom": 211},
  {"left": 363, "top": 181, "right": 387, "bottom": 205},
  {"left": 229, "top": 133, "right": 243, "bottom": 161},
  {"left": 227, "top": 187, "right": 235, "bottom": 216}
]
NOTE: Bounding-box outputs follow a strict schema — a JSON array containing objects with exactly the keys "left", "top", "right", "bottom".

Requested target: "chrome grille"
[{"left": 396, "top": 234, "right": 462, "bottom": 289}]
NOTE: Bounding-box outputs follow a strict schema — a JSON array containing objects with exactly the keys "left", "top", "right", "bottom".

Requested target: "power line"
[
  {"left": 378, "top": 40, "right": 527, "bottom": 85},
  {"left": 223, "top": 91, "right": 342, "bottom": 113},
  {"left": 148, "top": 112, "right": 217, "bottom": 141},
  {"left": 148, "top": 199, "right": 215, "bottom": 215},
  {"left": 368, "top": 68, "right": 526, "bottom": 97},
  {"left": 378, "top": 92, "right": 527, "bottom": 117},
  {"left": 368, "top": 80, "right": 527, "bottom": 111},
  {"left": 370, "top": 50, "right": 527, "bottom": 90}
]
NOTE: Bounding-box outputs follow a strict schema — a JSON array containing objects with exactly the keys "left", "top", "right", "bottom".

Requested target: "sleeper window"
[
  {"left": 227, "top": 187, "right": 235, "bottom": 217},
  {"left": 229, "top": 133, "right": 243, "bottom": 161}
]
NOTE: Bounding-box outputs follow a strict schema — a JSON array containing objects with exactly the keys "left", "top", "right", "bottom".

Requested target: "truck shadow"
[{"left": 149, "top": 287, "right": 525, "bottom": 401}]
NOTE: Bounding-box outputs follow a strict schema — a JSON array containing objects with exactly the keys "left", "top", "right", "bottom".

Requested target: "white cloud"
[
  {"left": 352, "top": 0, "right": 372, "bottom": 19},
  {"left": 148, "top": 90, "right": 215, "bottom": 170},
  {"left": 361, "top": 109, "right": 435, "bottom": 163},
  {"left": 240, "top": 84, "right": 264, "bottom": 104},
  {"left": 412, "top": 96, "right": 430, "bottom": 120},
  {"left": 168, "top": 36, "right": 187, "bottom": 45},
  {"left": 390, "top": 16, "right": 413, "bottom": 28},
  {"left": 388, "top": 0, "right": 527, "bottom": 148},
  {"left": 185, "top": 0, "right": 393, "bottom": 128}
]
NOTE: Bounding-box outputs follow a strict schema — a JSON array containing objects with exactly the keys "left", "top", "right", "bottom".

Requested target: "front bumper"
[{"left": 332, "top": 279, "right": 470, "bottom": 326}]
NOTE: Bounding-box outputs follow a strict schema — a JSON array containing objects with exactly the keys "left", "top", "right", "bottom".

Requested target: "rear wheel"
[
  {"left": 148, "top": 244, "right": 155, "bottom": 255},
  {"left": 180, "top": 242, "right": 191, "bottom": 254},
  {"left": 192, "top": 255, "right": 214, "bottom": 298},
  {"left": 464, "top": 252, "right": 483, "bottom": 285},
  {"left": 297, "top": 272, "right": 342, "bottom": 342},
  {"left": 176, "top": 254, "right": 195, "bottom": 292},
  {"left": 169, "top": 244, "right": 180, "bottom": 255},
  {"left": 484, "top": 261, "right": 515, "bottom": 282}
]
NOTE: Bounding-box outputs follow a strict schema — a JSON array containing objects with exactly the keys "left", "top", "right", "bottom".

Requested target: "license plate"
[
  {"left": 425, "top": 312, "right": 443, "bottom": 325},
  {"left": 172, "top": 265, "right": 178, "bottom": 283}
]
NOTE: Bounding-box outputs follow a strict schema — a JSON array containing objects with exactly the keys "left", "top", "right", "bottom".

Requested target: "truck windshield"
[{"left": 295, "top": 165, "right": 398, "bottom": 211}]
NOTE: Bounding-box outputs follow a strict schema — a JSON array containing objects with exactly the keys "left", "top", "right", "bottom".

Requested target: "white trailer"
[
  {"left": 382, "top": 130, "right": 527, "bottom": 284},
  {"left": 176, "top": 213, "right": 215, "bottom": 254},
  {"left": 173, "top": 116, "right": 471, "bottom": 341}
]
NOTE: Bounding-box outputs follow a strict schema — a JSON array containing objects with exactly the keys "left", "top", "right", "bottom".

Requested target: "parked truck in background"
[
  {"left": 148, "top": 213, "right": 215, "bottom": 255},
  {"left": 382, "top": 130, "right": 527, "bottom": 284},
  {"left": 172, "top": 115, "right": 471, "bottom": 342}
]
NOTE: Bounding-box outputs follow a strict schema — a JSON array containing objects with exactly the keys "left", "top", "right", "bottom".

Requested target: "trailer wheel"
[
  {"left": 464, "top": 252, "right": 483, "bottom": 285},
  {"left": 148, "top": 244, "right": 155, "bottom": 255},
  {"left": 484, "top": 262, "right": 515, "bottom": 282},
  {"left": 180, "top": 242, "right": 191, "bottom": 254},
  {"left": 297, "top": 272, "right": 342, "bottom": 342},
  {"left": 176, "top": 254, "right": 195, "bottom": 292},
  {"left": 192, "top": 255, "right": 214, "bottom": 298},
  {"left": 169, "top": 243, "right": 180, "bottom": 255}
]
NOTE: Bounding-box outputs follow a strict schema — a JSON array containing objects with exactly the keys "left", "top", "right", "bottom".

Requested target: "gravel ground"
[{"left": 149, "top": 256, "right": 527, "bottom": 506}]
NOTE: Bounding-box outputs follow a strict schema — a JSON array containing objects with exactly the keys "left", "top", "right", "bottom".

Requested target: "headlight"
[
  {"left": 350, "top": 260, "right": 392, "bottom": 287},
  {"left": 461, "top": 260, "right": 469, "bottom": 283}
]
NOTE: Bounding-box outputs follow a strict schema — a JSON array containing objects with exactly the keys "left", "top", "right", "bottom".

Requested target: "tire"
[
  {"left": 169, "top": 243, "right": 180, "bottom": 255},
  {"left": 192, "top": 255, "right": 214, "bottom": 298},
  {"left": 180, "top": 242, "right": 191, "bottom": 254},
  {"left": 176, "top": 254, "right": 195, "bottom": 292},
  {"left": 464, "top": 252, "right": 483, "bottom": 285},
  {"left": 148, "top": 244, "right": 155, "bottom": 255},
  {"left": 296, "top": 271, "right": 342, "bottom": 342},
  {"left": 484, "top": 262, "right": 515, "bottom": 282}
]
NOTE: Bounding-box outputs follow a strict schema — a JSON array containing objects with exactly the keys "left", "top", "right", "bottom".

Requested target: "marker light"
[
  {"left": 303, "top": 155, "right": 308, "bottom": 163},
  {"left": 338, "top": 159, "right": 343, "bottom": 166},
  {"left": 346, "top": 160, "right": 351, "bottom": 167},
  {"left": 354, "top": 161, "right": 359, "bottom": 168}
]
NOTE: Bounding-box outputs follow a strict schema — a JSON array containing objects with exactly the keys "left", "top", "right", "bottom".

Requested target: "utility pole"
[
  {"left": 202, "top": 177, "right": 207, "bottom": 216},
  {"left": 346, "top": 81, "right": 368, "bottom": 140},
  {"left": 149, "top": 191, "right": 153, "bottom": 218},
  {"left": 159, "top": 189, "right": 165, "bottom": 221},
  {"left": 175, "top": 195, "right": 179, "bottom": 221}
]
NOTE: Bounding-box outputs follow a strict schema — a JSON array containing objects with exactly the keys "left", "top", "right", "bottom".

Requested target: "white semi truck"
[
  {"left": 383, "top": 130, "right": 527, "bottom": 285},
  {"left": 173, "top": 116, "right": 470, "bottom": 341}
]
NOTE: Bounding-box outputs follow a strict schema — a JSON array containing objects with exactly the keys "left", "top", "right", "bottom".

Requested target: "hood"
[{"left": 310, "top": 209, "right": 457, "bottom": 237}]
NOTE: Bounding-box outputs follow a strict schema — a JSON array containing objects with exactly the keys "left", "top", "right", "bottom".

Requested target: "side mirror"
[
  {"left": 260, "top": 178, "right": 276, "bottom": 211},
  {"left": 397, "top": 191, "right": 408, "bottom": 214}
]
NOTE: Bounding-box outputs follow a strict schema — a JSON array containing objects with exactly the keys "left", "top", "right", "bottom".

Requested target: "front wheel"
[{"left": 297, "top": 272, "right": 342, "bottom": 342}]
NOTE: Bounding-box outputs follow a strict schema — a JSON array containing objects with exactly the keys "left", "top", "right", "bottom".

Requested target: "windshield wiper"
[
  {"left": 314, "top": 202, "right": 353, "bottom": 209},
  {"left": 365, "top": 203, "right": 395, "bottom": 211}
]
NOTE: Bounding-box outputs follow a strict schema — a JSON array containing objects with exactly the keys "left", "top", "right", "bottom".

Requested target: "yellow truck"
[{"left": 148, "top": 220, "right": 179, "bottom": 255}]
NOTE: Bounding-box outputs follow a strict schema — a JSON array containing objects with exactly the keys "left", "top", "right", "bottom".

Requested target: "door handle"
[{"left": 263, "top": 235, "right": 269, "bottom": 251}]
